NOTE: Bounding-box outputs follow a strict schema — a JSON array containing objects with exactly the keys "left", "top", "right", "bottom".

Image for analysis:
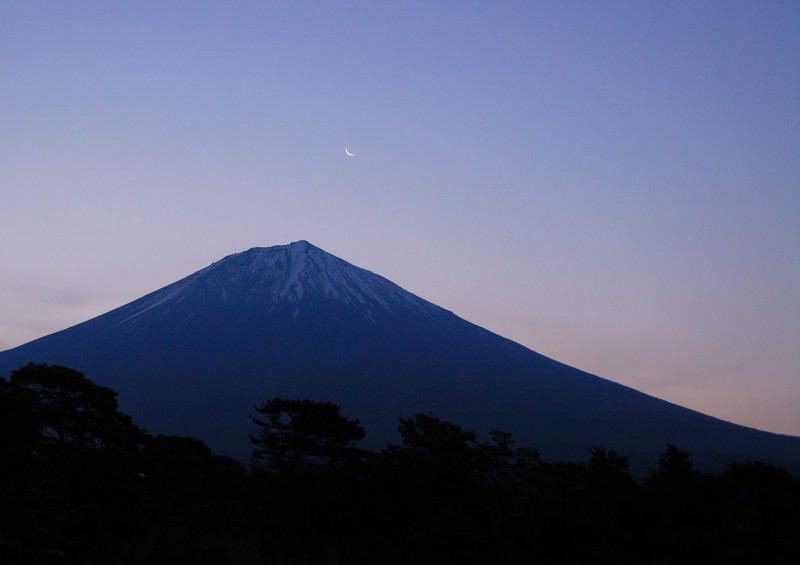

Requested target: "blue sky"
[{"left": 2, "top": 1, "right": 798, "bottom": 436}]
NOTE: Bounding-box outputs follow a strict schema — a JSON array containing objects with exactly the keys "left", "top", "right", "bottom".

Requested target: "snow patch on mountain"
[
  {"left": 110, "top": 240, "right": 446, "bottom": 327},
  {"left": 232, "top": 241, "right": 437, "bottom": 314}
]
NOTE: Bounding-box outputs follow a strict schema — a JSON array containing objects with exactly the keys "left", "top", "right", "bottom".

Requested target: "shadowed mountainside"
[{"left": 1, "top": 240, "right": 798, "bottom": 474}]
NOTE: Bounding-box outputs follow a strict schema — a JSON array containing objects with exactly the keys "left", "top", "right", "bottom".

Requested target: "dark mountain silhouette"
[{"left": 1, "top": 240, "right": 798, "bottom": 473}]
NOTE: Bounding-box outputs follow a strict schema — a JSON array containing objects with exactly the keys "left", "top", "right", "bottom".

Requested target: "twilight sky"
[{"left": 2, "top": 1, "right": 798, "bottom": 436}]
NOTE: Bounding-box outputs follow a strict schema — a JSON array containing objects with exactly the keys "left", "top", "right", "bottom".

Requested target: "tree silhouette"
[
  {"left": 382, "top": 412, "right": 486, "bottom": 491},
  {"left": 249, "top": 397, "right": 365, "bottom": 477},
  {"left": 0, "top": 375, "right": 41, "bottom": 490},
  {"left": 1, "top": 364, "right": 148, "bottom": 563},
  {"left": 587, "top": 446, "right": 634, "bottom": 491},
  {"left": 651, "top": 443, "right": 693, "bottom": 479},
  {"left": 4, "top": 363, "right": 146, "bottom": 454},
  {"left": 643, "top": 444, "right": 712, "bottom": 561},
  {"left": 0, "top": 375, "right": 43, "bottom": 561},
  {"left": 4, "top": 366, "right": 798, "bottom": 564},
  {"left": 721, "top": 461, "right": 800, "bottom": 561}
]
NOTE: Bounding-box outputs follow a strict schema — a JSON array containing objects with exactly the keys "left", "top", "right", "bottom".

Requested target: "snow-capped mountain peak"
[
  {"left": 114, "top": 241, "right": 442, "bottom": 327},
  {"left": 222, "top": 241, "right": 435, "bottom": 311}
]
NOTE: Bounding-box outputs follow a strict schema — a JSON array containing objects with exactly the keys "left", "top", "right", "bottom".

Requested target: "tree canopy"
[
  {"left": 249, "top": 397, "right": 365, "bottom": 477},
  {"left": 2, "top": 364, "right": 798, "bottom": 564},
  {"left": 3, "top": 362, "right": 147, "bottom": 454}
]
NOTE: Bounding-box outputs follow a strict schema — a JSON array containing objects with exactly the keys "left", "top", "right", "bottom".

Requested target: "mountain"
[{"left": 1, "top": 240, "right": 798, "bottom": 474}]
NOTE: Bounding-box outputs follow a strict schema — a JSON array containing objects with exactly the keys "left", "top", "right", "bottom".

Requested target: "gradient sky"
[{"left": 2, "top": 1, "right": 798, "bottom": 436}]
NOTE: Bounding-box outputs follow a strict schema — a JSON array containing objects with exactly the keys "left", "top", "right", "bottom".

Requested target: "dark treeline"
[{"left": 2, "top": 363, "right": 799, "bottom": 564}]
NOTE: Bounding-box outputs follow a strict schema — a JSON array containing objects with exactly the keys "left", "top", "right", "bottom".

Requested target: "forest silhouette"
[{"left": 2, "top": 363, "right": 798, "bottom": 564}]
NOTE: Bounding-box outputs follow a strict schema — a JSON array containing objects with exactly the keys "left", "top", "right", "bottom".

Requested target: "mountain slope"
[{"left": 1, "top": 240, "right": 798, "bottom": 474}]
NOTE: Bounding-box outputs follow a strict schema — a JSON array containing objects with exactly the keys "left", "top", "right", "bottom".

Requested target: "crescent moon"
[{"left": 345, "top": 147, "right": 355, "bottom": 157}]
